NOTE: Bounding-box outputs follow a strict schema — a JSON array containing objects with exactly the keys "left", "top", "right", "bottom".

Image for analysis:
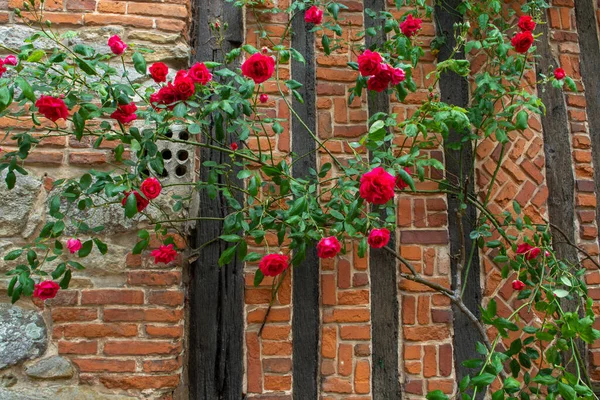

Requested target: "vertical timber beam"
[
  {"left": 574, "top": 0, "right": 600, "bottom": 391},
  {"left": 291, "top": 12, "right": 320, "bottom": 399},
  {"left": 188, "top": 0, "right": 244, "bottom": 398},
  {"left": 535, "top": 7, "right": 586, "bottom": 379},
  {"left": 574, "top": 0, "right": 600, "bottom": 252},
  {"left": 434, "top": 1, "right": 483, "bottom": 393},
  {"left": 364, "top": 0, "right": 401, "bottom": 398}
]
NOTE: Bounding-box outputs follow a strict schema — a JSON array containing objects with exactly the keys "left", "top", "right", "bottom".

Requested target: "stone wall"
[{"left": 0, "top": 0, "right": 191, "bottom": 397}]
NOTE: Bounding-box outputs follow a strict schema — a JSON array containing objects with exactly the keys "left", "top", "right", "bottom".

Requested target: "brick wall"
[{"left": 1, "top": 0, "right": 600, "bottom": 398}]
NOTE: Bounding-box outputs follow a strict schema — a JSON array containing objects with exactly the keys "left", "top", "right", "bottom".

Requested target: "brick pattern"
[
  {"left": 2, "top": 0, "right": 188, "bottom": 33},
  {"left": 50, "top": 246, "right": 184, "bottom": 392},
  {"left": 244, "top": 2, "right": 293, "bottom": 395}
]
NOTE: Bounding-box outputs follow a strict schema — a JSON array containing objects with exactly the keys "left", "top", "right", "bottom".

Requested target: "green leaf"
[
  {"left": 132, "top": 52, "right": 147, "bottom": 75},
  {"left": 290, "top": 48, "right": 305, "bottom": 63},
  {"left": 322, "top": 34, "right": 331, "bottom": 55},
  {"left": 124, "top": 193, "right": 138, "bottom": 218},
  {"left": 27, "top": 49, "right": 45, "bottom": 62},
  {"left": 553, "top": 289, "right": 569, "bottom": 298},
  {"left": 15, "top": 77, "right": 35, "bottom": 102},
  {"left": 4, "top": 249, "right": 23, "bottom": 261},
  {"left": 173, "top": 102, "right": 187, "bottom": 118},
  {"left": 533, "top": 374, "right": 557, "bottom": 385},
  {"left": 51, "top": 263, "right": 66, "bottom": 279},
  {"left": 557, "top": 382, "right": 576, "bottom": 400},
  {"left": 426, "top": 390, "right": 448, "bottom": 400},
  {"left": 515, "top": 110, "right": 528, "bottom": 130},
  {"left": 253, "top": 269, "right": 264, "bottom": 287},
  {"left": 220, "top": 234, "right": 242, "bottom": 243},
  {"left": 503, "top": 377, "right": 520, "bottom": 393},
  {"left": 73, "top": 112, "right": 85, "bottom": 140},
  {"left": 218, "top": 245, "right": 237, "bottom": 266},
  {"left": 59, "top": 270, "right": 71, "bottom": 289},
  {"left": 93, "top": 238, "right": 108, "bottom": 255},
  {"left": 78, "top": 240, "right": 93, "bottom": 257},
  {"left": 471, "top": 373, "right": 496, "bottom": 387}
]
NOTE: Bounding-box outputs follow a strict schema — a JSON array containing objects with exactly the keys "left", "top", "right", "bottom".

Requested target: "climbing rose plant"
[{"left": 0, "top": 0, "right": 597, "bottom": 399}]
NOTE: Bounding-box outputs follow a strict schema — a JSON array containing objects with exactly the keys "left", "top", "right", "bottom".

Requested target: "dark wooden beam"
[
  {"left": 574, "top": 0, "right": 600, "bottom": 253},
  {"left": 290, "top": 10, "right": 320, "bottom": 399},
  {"left": 364, "top": 0, "right": 400, "bottom": 398},
  {"left": 535, "top": 7, "right": 585, "bottom": 378},
  {"left": 434, "top": 1, "right": 482, "bottom": 395},
  {"left": 188, "top": 0, "right": 244, "bottom": 398}
]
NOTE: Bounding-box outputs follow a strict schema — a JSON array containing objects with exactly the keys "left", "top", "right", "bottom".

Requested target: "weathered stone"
[
  {"left": 129, "top": 30, "right": 180, "bottom": 44},
  {"left": 25, "top": 356, "right": 74, "bottom": 379},
  {"left": 0, "top": 26, "right": 53, "bottom": 50},
  {"left": 0, "top": 386, "right": 136, "bottom": 399},
  {"left": 0, "top": 373, "right": 17, "bottom": 388},
  {"left": 0, "top": 304, "right": 47, "bottom": 369},
  {"left": 0, "top": 171, "right": 43, "bottom": 237}
]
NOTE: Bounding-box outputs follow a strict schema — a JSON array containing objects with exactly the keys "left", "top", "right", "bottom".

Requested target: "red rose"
[
  {"left": 121, "top": 190, "right": 149, "bottom": 212},
  {"left": 3, "top": 55, "right": 17, "bottom": 66},
  {"left": 511, "top": 31, "right": 534, "bottom": 54},
  {"left": 152, "top": 85, "right": 178, "bottom": 108},
  {"left": 259, "top": 93, "right": 269, "bottom": 103},
  {"left": 241, "top": 53, "right": 275, "bottom": 84},
  {"left": 173, "top": 75, "right": 195, "bottom": 100},
  {"left": 391, "top": 67, "right": 406, "bottom": 85},
  {"left": 516, "top": 243, "right": 541, "bottom": 260},
  {"left": 357, "top": 49, "right": 382, "bottom": 77},
  {"left": 231, "top": 142, "right": 238, "bottom": 151},
  {"left": 259, "top": 253, "right": 289, "bottom": 277},
  {"left": 554, "top": 67, "right": 566, "bottom": 80},
  {"left": 110, "top": 103, "right": 137, "bottom": 124},
  {"left": 400, "top": 14, "right": 422, "bottom": 38},
  {"left": 35, "top": 95, "right": 69, "bottom": 122},
  {"left": 316, "top": 236, "right": 341, "bottom": 259},
  {"left": 368, "top": 228, "right": 390, "bottom": 249},
  {"left": 188, "top": 62, "right": 212, "bottom": 85},
  {"left": 33, "top": 280, "right": 60, "bottom": 300},
  {"left": 0, "top": 60, "right": 6, "bottom": 79},
  {"left": 107, "top": 35, "right": 127, "bottom": 55},
  {"left": 367, "top": 64, "right": 393, "bottom": 92},
  {"left": 66, "top": 238, "right": 82, "bottom": 254},
  {"left": 149, "top": 62, "right": 169, "bottom": 83},
  {"left": 150, "top": 244, "right": 177, "bottom": 264},
  {"left": 396, "top": 167, "right": 411, "bottom": 190},
  {"left": 359, "top": 167, "right": 396, "bottom": 205},
  {"left": 512, "top": 279, "right": 526, "bottom": 291},
  {"left": 517, "top": 15, "right": 536, "bottom": 32},
  {"left": 305, "top": 6, "right": 323, "bottom": 24},
  {"left": 140, "top": 177, "right": 162, "bottom": 200}
]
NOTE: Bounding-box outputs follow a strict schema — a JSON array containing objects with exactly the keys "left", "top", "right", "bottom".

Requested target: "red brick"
[
  {"left": 146, "top": 290, "right": 184, "bottom": 307},
  {"left": 263, "top": 358, "right": 292, "bottom": 373},
  {"left": 52, "top": 307, "right": 98, "bottom": 323},
  {"left": 322, "top": 308, "right": 370, "bottom": 323},
  {"left": 404, "top": 326, "right": 451, "bottom": 341},
  {"left": 81, "top": 290, "right": 144, "bottom": 305},
  {"left": 69, "top": 152, "right": 107, "bottom": 165},
  {"left": 73, "top": 358, "right": 136, "bottom": 373},
  {"left": 338, "top": 344, "right": 353, "bottom": 376},
  {"left": 100, "top": 375, "right": 180, "bottom": 390},
  {"left": 104, "top": 340, "right": 182, "bottom": 355},
  {"left": 103, "top": 308, "right": 183, "bottom": 322},
  {"left": 84, "top": 14, "right": 154, "bottom": 28},
  {"left": 145, "top": 324, "right": 184, "bottom": 338},
  {"left": 322, "top": 377, "right": 353, "bottom": 393},
  {"left": 128, "top": 271, "right": 181, "bottom": 286},
  {"left": 143, "top": 358, "right": 182, "bottom": 372},
  {"left": 340, "top": 325, "right": 371, "bottom": 340},
  {"left": 63, "top": 323, "right": 138, "bottom": 338},
  {"left": 400, "top": 230, "right": 448, "bottom": 244},
  {"left": 58, "top": 340, "right": 98, "bottom": 355}
]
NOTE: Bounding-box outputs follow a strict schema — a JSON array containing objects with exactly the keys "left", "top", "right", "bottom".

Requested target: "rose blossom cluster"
[
  {"left": 149, "top": 62, "right": 212, "bottom": 108},
  {"left": 511, "top": 15, "right": 535, "bottom": 54},
  {"left": 121, "top": 177, "right": 162, "bottom": 213},
  {"left": 304, "top": 6, "right": 323, "bottom": 25},
  {"left": 357, "top": 50, "right": 406, "bottom": 93},
  {"left": 400, "top": 14, "right": 422, "bottom": 38},
  {"left": 241, "top": 51, "right": 275, "bottom": 84}
]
